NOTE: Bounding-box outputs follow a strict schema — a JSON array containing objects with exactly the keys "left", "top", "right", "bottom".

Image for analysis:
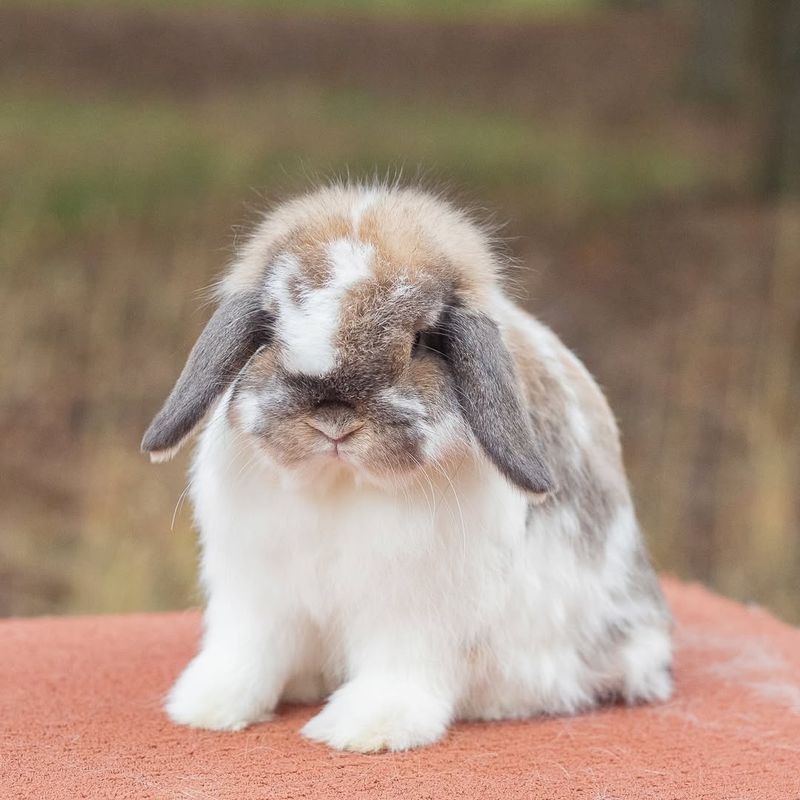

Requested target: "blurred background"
[{"left": 1, "top": 0, "right": 797, "bottom": 621}]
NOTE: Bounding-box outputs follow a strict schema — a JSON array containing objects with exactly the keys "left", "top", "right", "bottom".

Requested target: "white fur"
[
  {"left": 268, "top": 241, "right": 373, "bottom": 376},
  {"left": 420, "top": 412, "right": 465, "bottom": 462},
  {"left": 148, "top": 443, "right": 183, "bottom": 464},
  {"left": 378, "top": 387, "right": 425, "bottom": 417},
  {"left": 165, "top": 389, "right": 670, "bottom": 750},
  {"left": 349, "top": 190, "right": 377, "bottom": 234}
]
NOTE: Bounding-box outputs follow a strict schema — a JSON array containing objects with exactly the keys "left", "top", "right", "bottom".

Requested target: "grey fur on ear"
[
  {"left": 442, "top": 305, "right": 554, "bottom": 495},
  {"left": 141, "top": 291, "right": 271, "bottom": 461}
]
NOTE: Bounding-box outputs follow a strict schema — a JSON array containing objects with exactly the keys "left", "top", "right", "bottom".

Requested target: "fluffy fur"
[{"left": 143, "top": 183, "right": 672, "bottom": 752}]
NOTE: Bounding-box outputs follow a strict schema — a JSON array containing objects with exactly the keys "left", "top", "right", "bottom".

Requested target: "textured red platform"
[{"left": 2, "top": 578, "right": 799, "bottom": 799}]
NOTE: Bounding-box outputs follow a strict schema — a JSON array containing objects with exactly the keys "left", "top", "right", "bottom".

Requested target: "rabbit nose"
[{"left": 306, "top": 407, "right": 365, "bottom": 443}]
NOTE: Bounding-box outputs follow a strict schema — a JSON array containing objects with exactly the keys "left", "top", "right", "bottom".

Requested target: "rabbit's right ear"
[{"left": 141, "top": 291, "right": 272, "bottom": 462}]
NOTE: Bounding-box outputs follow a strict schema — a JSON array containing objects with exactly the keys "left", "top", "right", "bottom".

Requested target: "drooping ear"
[
  {"left": 141, "top": 291, "right": 271, "bottom": 462},
  {"left": 441, "top": 305, "right": 554, "bottom": 495}
]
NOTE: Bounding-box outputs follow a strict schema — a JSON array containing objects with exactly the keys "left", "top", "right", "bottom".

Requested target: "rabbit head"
[{"left": 141, "top": 185, "right": 553, "bottom": 494}]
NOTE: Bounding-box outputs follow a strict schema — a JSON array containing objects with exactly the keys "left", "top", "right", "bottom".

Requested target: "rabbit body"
[{"left": 146, "top": 185, "right": 672, "bottom": 752}]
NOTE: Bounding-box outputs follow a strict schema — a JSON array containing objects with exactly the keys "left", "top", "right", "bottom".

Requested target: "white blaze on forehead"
[
  {"left": 268, "top": 240, "right": 374, "bottom": 376},
  {"left": 327, "top": 237, "right": 373, "bottom": 286}
]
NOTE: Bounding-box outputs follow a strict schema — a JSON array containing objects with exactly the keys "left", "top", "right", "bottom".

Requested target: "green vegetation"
[
  {"left": 0, "top": 83, "right": 704, "bottom": 243},
  {"left": 25, "top": 0, "right": 598, "bottom": 22}
]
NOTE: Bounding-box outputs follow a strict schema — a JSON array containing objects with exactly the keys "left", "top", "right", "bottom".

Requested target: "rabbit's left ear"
[
  {"left": 141, "top": 291, "right": 272, "bottom": 462},
  {"left": 441, "top": 305, "right": 554, "bottom": 495}
]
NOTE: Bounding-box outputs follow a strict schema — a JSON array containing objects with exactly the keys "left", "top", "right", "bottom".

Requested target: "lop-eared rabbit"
[{"left": 142, "top": 184, "right": 672, "bottom": 752}]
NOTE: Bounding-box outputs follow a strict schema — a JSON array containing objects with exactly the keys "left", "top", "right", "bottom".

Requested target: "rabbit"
[{"left": 141, "top": 183, "right": 672, "bottom": 753}]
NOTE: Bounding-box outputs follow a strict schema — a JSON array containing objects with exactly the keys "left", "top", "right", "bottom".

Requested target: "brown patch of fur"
[{"left": 222, "top": 185, "right": 497, "bottom": 305}]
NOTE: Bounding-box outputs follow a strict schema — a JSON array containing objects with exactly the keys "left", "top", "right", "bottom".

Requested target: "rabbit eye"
[{"left": 412, "top": 329, "right": 445, "bottom": 359}]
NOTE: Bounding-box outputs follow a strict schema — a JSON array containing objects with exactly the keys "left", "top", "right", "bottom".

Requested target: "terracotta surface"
[{"left": 2, "top": 578, "right": 799, "bottom": 799}]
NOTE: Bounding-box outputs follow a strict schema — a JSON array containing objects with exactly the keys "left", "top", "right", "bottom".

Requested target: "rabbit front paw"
[
  {"left": 165, "top": 652, "right": 275, "bottom": 732},
  {"left": 301, "top": 676, "right": 451, "bottom": 752}
]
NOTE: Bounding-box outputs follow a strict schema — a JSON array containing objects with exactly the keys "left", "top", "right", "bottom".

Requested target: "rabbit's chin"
[{"left": 244, "top": 436, "right": 426, "bottom": 493}]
